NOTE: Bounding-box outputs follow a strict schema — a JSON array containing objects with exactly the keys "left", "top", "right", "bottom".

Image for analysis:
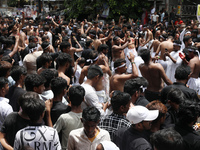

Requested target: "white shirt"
[
  {"left": 46, "top": 31, "right": 53, "bottom": 45},
  {"left": 13, "top": 125, "right": 61, "bottom": 150},
  {"left": 151, "top": 14, "right": 159, "bottom": 22},
  {"left": 81, "top": 83, "right": 105, "bottom": 117},
  {"left": 0, "top": 97, "right": 13, "bottom": 129},
  {"left": 68, "top": 127, "right": 110, "bottom": 150},
  {"left": 166, "top": 50, "right": 182, "bottom": 83}
]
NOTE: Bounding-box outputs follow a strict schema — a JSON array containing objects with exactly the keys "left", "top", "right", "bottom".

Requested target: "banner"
[
  {"left": 177, "top": 5, "right": 181, "bottom": 15},
  {"left": 197, "top": 4, "right": 200, "bottom": 22}
]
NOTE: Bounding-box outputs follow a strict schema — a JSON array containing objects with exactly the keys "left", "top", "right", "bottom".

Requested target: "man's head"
[
  {"left": 98, "top": 44, "right": 109, "bottom": 55},
  {"left": 175, "top": 65, "right": 191, "bottom": 82},
  {"left": 124, "top": 77, "right": 148, "bottom": 102},
  {"left": 183, "top": 36, "right": 192, "bottom": 47},
  {"left": 146, "top": 100, "right": 167, "bottom": 126},
  {"left": 41, "top": 41, "right": 51, "bottom": 53},
  {"left": 88, "top": 51, "right": 99, "bottom": 64},
  {"left": 126, "top": 106, "right": 159, "bottom": 131},
  {"left": 60, "top": 42, "right": 71, "bottom": 53},
  {"left": 23, "top": 97, "right": 45, "bottom": 123},
  {"left": 151, "top": 128, "right": 184, "bottom": 150},
  {"left": 111, "top": 91, "right": 131, "bottom": 114},
  {"left": 173, "top": 40, "right": 181, "bottom": 51},
  {"left": 159, "top": 34, "right": 168, "bottom": 42},
  {"left": 25, "top": 74, "right": 45, "bottom": 94},
  {"left": 113, "top": 36, "right": 121, "bottom": 45},
  {"left": 188, "top": 46, "right": 199, "bottom": 58},
  {"left": 18, "top": 92, "right": 39, "bottom": 112},
  {"left": 40, "top": 69, "right": 57, "bottom": 90},
  {"left": 56, "top": 53, "right": 72, "bottom": 69},
  {"left": 51, "top": 77, "right": 68, "bottom": 97},
  {"left": 87, "top": 64, "right": 103, "bottom": 80},
  {"left": 89, "top": 30, "right": 96, "bottom": 39},
  {"left": 0, "top": 61, "right": 12, "bottom": 78},
  {"left": 178, "top": 100, "right": 199, "bottom": 126},
  {"left": 68, "top": 85, "right": 85, "bottom": 107},
  {"left": 114, "top": 59, "right": 127, "bottom": 73},
  {"left": 39, "top": 53, "right": 52, "bottom": 67},
  {"left": 139, "top": 49, "right": 151, "bottom": 63},
  {"left": 81, "top": 106, "right": 101, "bottom": 138},
  {"left": 167, "top": 88, "right": 185, "bottom": 110},
  {"left": 10, "top": 66, "right": 27, "bottom": 83},
  {"left": 0, "top": 77, "right": 9, "bottom": 96}
]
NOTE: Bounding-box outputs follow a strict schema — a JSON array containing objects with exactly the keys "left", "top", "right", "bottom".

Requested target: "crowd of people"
[{"left": 0, "top": 8, "right": 200, "bottom": 150}]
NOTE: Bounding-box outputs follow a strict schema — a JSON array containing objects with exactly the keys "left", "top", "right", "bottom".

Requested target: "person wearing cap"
[
  {"left": 164, "top": 40, "right": 182, "bottom": 83},
  {"left": 187, "top": 46, "right": 200, "bottom": 95},
  {"left": 139, "top": 49, "right": 172, "bottom": 102},
  {"left": 124, "top": 77, "right": 149, "bottom": 107},
  {"left": 99, "top": 91, "right": 131, "bottom": 141},
  {"left": 110, "top": 52, "right": 138, "bottom": 92},
  {"left": 117, "top": 106, "right": 159, "bottom": 150},
  {"left": 96, "top": 141, "right": 119, "bottom": 150}
]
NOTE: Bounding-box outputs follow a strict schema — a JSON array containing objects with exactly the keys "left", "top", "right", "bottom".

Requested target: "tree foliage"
[{"left": 64, "top": 0, "right": 150, "bottom": 20}]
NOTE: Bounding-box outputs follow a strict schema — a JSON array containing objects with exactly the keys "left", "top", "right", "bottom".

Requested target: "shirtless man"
[
  {"left": 111, "top": 36, "right": 130, "bottom": 71},
  {"left": 139, "top": 49, "right": 172, "bottom": 102},
  {"left": 56, "top": 53, "right": 72, "bottom": 86},
  {"left": 110, "top": 52, "right": 138, "bottom": 92},
  {"left": 149, "top": 39, "right": 160, "bottom": 57},
  {"left": 60, "top": 39, "right": 83, "bottom": 66},
  {"left": 186, "top": 46, "right": 200, "bottom": 94},
  {"left": 155, "top": 34, "right": 173, "bottom": 59},
  {"left": 141, "top": 26, "right": 153, "bottom": 49},
  {"left": 79, "top": 51, "right": 111, "bottom": 85}
]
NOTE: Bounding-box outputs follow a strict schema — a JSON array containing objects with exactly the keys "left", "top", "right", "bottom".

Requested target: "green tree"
[{"left": 64, "top": 0, "right": 150, "bottom": 20}]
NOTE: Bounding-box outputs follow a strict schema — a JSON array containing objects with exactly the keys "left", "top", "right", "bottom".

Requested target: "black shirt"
[
  {"left": 160, "top": 82, "right": 199, "bottom": 104},
  {"left": 0, "top": 112, "right": 30, "bottom": 147},
  {"left": 135, "top": 96, "right": 149, "bottom": 107},
  {"left": 6, "top": 86, "right": 26, "bottom": 111},
  {"left": 174, "top": 122, "right": 200, "bottom": 150},
  {"left": 116, "top": 127, "right": 152, "bottom": 150},
  {"left": 50, "top": 101, "right": 71, "bottom": 125}
]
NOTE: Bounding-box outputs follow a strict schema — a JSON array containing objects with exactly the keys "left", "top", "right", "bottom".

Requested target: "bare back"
[
  {"left": 139, "top": 62, "right": 172, "bottom": 92},
  {"left": 159, "top": 41, "right": 173, "bottom": 60},
  {"left": 189, "top": 56, "right": 200, "bottom": 78},
  {"left": 110, "top": 74, "right": 125, "bottom": 92}
]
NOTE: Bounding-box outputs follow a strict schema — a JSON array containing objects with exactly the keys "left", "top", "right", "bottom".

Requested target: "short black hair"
[
  {"left": 60, "top": 42, "right": 71, "bottom": 52},
  {"left": 178, "top": 100, "right": 200, "bottom": 124},
  {"left": 124, "top": 77, "right": 148, "bottom": 96},
  {"left": 183, "top": 36, "right": 191, "bottom": 43},
  {"left": 82, "top": 106, "right": 100, "bottom": 122},
  {"left": 114, "top": 58, "right": 126, "bottom": 69},
  {"left": 51, "top": 77, "right": 68, "bottom": 96},
  {"left": 40, "top": 69, "right": 57, "bottom": 88},
  {"left": 0, "top": 61, "right": 12, "bottom": 77},
  {"left": 69, "top": 85, "right": 85, "bottom": 106},
  {"left": 0, "top": 77, "right": 8, "bottom": 89},
  {"left": 86, "top": 39, "right": 93, "bottom": 47},
  {"left": 23, "top": 98, "right": 45, "bottom": 122},
  {"left": 10, "top": 66, "right": 27, "bottom": 81},
  {"left": 98, "top": 44, "right": 109, "bottom": 53},
  {"left": 39, "top": 53, "right": 52, "bottom": 66},
  {"left": 175, "top": 65, "right": 191, "bottom": 80},
  {"left": 111, "top": 91, "right": 131, "bottom": 112},
  {"left": 25, "top": 74, "right": 45, "bottom": 91},
  {"left": 87, "top": 64, "right": 103, "bottom": 79},
  {"left": 139, "top": 49, "right": 151, "bottom": 63},
  {"left": 18, "top": 92, "right": 39, "bottom": 110},
  {"left": 41, "top": 41, "right": 50, "bottom": 50},
  {"left": 56, "top": 53, "right": 72, "bottom": 67},
  {"left": 151, "top": 128, "right": 184, "bottom": 150},
  {"left": 167, "top": 88, "right": 185, "bottom": 104}
]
